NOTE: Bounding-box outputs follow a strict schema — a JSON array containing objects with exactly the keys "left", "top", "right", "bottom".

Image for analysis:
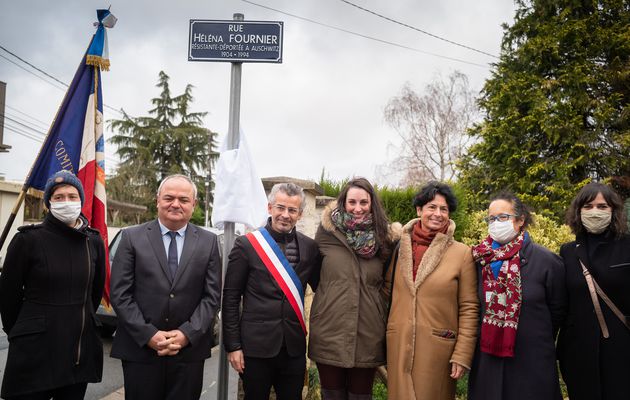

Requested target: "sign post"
[{"left": 188, "top": 13, "right": 283, "bottom": 400}]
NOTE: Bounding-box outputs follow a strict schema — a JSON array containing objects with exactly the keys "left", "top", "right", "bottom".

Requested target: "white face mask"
[
  {"left": 488, "top": 220, "right": 519, "bottom": 244},
  {"left": 50, "top": 201, "right": 82, "bottom": 225}
]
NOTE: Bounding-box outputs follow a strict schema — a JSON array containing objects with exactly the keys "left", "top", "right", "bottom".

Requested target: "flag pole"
[{"left": 0, "top": 189, "right": 27, "bottom": 254}]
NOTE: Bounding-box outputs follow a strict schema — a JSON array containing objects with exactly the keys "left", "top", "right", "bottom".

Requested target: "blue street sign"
[{"left": 189, "top": 20, "right": 283, "bottom": 63}]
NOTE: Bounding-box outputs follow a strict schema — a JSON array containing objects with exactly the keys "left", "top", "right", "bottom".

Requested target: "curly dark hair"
[
  {"left": 413, "top": 181, "right": 458, "bottom": 213},
  {"left": 489, "top": 191, "right": 533, "bottom": 229},
  {"left": 566, "top": 182, "right": 628, "bottom": 238},
  {"left": 336, "top": 177, "right": 392, "bottom": 260}
]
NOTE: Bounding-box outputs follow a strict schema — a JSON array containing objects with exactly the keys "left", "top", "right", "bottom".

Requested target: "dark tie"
[{"left": 167, "top": 231, "right": 178, "bottom": 279}]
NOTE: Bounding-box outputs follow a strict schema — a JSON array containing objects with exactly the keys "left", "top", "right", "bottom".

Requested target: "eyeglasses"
[
  {"left": 483, "top": 213, "right": 518, "bottom": 224},
  {"left": 272, "top": 204, "right": 300, "bottom": 216}
]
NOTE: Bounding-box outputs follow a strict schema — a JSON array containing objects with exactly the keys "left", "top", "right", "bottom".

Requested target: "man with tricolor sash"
[{"left": 223, "top": 183, "right": 321, "bottom": 400}]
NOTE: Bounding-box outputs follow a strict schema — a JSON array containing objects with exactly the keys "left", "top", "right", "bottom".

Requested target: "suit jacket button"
[
  {"left": 165, "top": 318, "right": 169, "bottom": 322},
  {"left": 170, "top": 293, "right": 175, "bottom": 298}
]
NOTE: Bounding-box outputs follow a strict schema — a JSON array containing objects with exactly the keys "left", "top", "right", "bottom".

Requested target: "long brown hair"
[
  {"left": 336, "top": 177, "right": 392, "bottom": 260},
  {"left": 566, "top": 182, "right": 628, "bottom": 238}
]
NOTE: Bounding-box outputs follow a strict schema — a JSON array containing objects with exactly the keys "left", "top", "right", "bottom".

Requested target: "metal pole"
[
  {"left": 217, "top": 12, "right": 243, "bottom": 400},
  {"left": 205, "top": 132, "right": 212, "bottom": 228}
]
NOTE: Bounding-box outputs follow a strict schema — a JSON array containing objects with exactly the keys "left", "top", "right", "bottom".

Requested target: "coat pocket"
[
  {"left": 431, "top": 328, "right": 457, "bottom": 340},
  {"left": 7, "top": 316, "right": 46, "bottom": 340}
]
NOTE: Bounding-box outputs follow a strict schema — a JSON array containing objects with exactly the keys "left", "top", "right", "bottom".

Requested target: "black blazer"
[
  {"left": 110, "top": 220, "right": 222, "bottom": 362},
  {"left": 222, "top": 226, "right": 321, "bottom": 358}
]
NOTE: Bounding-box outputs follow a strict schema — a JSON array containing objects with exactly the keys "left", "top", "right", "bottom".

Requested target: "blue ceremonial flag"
[{"left": 24, "top": 9, "right": 116, "bottom": 304}]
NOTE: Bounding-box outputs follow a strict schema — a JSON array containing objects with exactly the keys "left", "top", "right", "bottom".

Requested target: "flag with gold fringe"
[{"left": 25, "top": 9, "right": 116, "bottom": 305}]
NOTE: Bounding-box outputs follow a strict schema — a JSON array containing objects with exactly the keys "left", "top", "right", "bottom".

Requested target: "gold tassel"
[{"left": 86, "top": 55, "right": 111, "bottom": 71}]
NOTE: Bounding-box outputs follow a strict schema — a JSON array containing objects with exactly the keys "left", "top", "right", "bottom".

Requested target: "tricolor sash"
[{"left": 246, "top": 228, "right": 307, "bottom": 335}]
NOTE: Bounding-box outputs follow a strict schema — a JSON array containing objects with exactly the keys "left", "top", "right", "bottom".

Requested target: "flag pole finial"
[{"left": 86, "top": 9, "right": 117, "bottom": 71}]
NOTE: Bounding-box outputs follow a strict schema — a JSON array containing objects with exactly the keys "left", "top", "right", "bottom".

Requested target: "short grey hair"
[
  {"left": 268, "top": 183, "right": 306, "bottom": 212},
  {"left": 157, "top": 174, "right": 197, "bottom": 199}
]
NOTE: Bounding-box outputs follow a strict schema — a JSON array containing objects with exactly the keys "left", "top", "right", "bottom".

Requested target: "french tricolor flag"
[{"left": 24, "top": 9, "right": 116, "bottom": 305}]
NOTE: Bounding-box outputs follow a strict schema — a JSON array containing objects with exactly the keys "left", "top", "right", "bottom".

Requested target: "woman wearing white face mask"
[
  {"left": 0, "top": 170, "right": 106, "bottom": 400},
  {"left": 557, "top": 182, "right": 630, "bottom": 400},
  {"left": 468, "top": 192, "right": 566, "bottom": 400}
]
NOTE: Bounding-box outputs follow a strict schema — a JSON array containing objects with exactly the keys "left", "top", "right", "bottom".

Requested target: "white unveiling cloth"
[{"left": 211, "top": 130, "right": 268, "bottom": 229}]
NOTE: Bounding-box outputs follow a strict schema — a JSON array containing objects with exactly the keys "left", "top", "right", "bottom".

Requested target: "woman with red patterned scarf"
[{"left": 468, "top": 192, "right": 567, "bottom": 400}]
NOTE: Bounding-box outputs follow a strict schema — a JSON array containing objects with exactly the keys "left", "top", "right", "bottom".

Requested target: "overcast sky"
[{"left": 0, "top": 0, "right": 516, "bottom": 186}]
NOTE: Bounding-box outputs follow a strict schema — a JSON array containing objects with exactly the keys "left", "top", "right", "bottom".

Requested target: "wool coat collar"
[{"left": 400, "top": 218, "right": 456, "bottom": 294}]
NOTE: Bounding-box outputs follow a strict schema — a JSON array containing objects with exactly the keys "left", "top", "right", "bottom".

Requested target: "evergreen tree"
[
  {"left": 108, "top": 71, "right": 219, "bottom": 220},
  {"left": 459, "top": 0, "right": 630, "bottom": 219}
]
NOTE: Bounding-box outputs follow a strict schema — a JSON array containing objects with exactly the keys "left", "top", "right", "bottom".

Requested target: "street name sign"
[{"left": 189, "top": 20, "right": 283, "bottom": 63}]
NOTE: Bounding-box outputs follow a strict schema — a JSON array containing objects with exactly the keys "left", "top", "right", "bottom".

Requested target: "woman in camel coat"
[{"left": 385, "top": 181, "right": 479, "bottom": 400}]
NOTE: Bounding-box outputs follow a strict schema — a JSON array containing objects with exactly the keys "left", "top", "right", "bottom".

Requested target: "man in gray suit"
[{"left": 110, "top": 174, "right": 222, "bottom": 399}]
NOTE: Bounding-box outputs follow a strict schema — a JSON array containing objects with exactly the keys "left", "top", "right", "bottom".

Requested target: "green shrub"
[
  {"left": 376, "top": 186, "right": 417, "bottom": 225},
  {"left": 460, "top": 210, "right": 574, "bottom": 253}
]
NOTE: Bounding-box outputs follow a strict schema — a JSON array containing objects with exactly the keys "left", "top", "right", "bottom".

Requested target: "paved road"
[{"left": 0, "top": 321, "right": 238, "bottom": 399}]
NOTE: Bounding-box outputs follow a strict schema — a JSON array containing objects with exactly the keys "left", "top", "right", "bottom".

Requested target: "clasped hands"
[{"left": 148, "top": 330, "right": 189, "bottom": 356}]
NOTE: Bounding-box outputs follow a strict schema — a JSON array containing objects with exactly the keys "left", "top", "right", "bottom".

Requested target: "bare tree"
[{"left": 384, "top": 71, "right": 478, "bottom": 184}]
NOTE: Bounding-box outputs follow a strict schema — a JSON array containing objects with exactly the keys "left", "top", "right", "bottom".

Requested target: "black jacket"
[
  {"left": 222, "top": 223, "right": 321, "bottom": 358},
  {"left": 0, "top": 213, "right": 106, "bottom": 397},
  {"left": 557, "top": 233, "right": 630, "bottom": 400}
]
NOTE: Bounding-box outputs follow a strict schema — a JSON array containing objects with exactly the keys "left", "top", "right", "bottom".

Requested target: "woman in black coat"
[
  {"left": 468, "top": 192, "right": 566, "bottom": 400},
  {"left": 0, "top": 171, "right": 106, "bottom": 400},
  {"left": 558, "top": 182, "right": 630, "bottom": 400}
]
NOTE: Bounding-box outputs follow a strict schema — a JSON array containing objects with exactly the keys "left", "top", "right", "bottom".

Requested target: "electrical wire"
[
  {"left": 3, "top": 124, "right": 44, "bottom": 143},
  {"left": 1, "top": 114, "right": 47, "bottom": 136},
  {"left": 241, "top": 0, "right": 490, "bottom": 68},
  {"left": 339, "top": 0, "right": 499, "bottom": 59},
  {"left": 3, "top": 110, "right": 48, "bottom": 132},
  {"left": 0, "top": 45, "right": 70, "bottom": 87},
  {"left": 0, "top": 45, "right": 124, "bottom": 116},
  {"left": 5, "top": 105, "right": 50, "bottom": 129},
  {"left": 0, "top": 53, "right": 68, "bottom": 91},
  {"left": 1, "top": 113, "right": 120, "bottom": 165}
]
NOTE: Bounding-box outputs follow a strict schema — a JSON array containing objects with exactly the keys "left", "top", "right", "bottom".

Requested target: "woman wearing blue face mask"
[
  {"left": 467, "top": 192, "right": 567, "bottom": 400},
  {"left": 0, "top": 170, "right": 106, "bottom": 400},
  {"left": 557, "top": 182, "right": 630, "bottom": 400}
]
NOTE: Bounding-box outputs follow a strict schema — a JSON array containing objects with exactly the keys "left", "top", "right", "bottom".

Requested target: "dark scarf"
[
  {"left": 331, "top": 208, "right": 378, "bottom": 259},
  {"left": 411, "top": 220, "right": 448, "bottom": 280},
  {"left": 472, "top": 231, "right": 525, "bottom": 358}
]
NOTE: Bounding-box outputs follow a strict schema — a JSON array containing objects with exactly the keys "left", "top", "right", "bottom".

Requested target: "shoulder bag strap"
[
  {"left": 579, "top": 259, "right": 630, "bottom": 337},
  {"left": 589, "top": 268, "right": 630, "bottom": 331}
]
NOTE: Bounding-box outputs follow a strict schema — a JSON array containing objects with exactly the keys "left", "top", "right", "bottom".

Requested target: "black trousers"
[
  {"left": 241, "top": 347, "right": 305, "bottom": 400},
  {"left": 121, "top": 358, "right": 204, "bottom": 400},
  {"left": 5, "top": 383, "right": 88, "bottom": 400}
]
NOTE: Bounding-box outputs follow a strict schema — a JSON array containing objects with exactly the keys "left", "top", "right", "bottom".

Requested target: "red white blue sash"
[{"left": 246, "top": 228, "right": 306, "bottom": 335}]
